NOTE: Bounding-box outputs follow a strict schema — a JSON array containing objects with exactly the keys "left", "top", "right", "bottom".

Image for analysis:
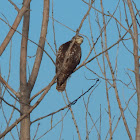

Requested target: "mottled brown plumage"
[{"left": 56, "top": 35, "right": 84, "bottom": 92}]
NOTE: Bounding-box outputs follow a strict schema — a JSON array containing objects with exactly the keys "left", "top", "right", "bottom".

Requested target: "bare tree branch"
[
  {"left": 126, "top": 0, "right": 139, "bottom": 139},
  {"left": 28, "top": 0, "right": 50, "bottom": 93},
  {"left": 20, "top": 1, "right": 30, "bottom": 94},
  {"left": 33, "top": 123, "right": 40, "bottom": 140},
  {"left": 64, "top": 90, "right": 81, "bottom": 140},
  {"left": 52, "top": 0, "right": 57, "bottom": 53},
  {"left": 101, "top": 0, "right": 132, "bottom": 139},
  {"left": 8, "top": 0, "right": 20, "bottom": 12},
  {"left": 0, "top": 75, "right": 19, "bottom": 98},
  {"left": 36, "top": 110, "right": 69, "bottom": 140},
  {"left": 0, "top": 0, "right": 31, "bottom": 56},
  {"left": 0, "top": 97, "right": 20, "bottom": 113}
]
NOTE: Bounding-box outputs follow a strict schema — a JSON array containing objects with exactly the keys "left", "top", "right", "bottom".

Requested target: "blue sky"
[{"left": 0, "top": 0, "right": 140, "bottom": 139}]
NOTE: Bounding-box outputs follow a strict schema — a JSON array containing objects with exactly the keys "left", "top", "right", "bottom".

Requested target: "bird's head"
[{"left": 72, "top": 35, "right": 84, "bottom": 45}]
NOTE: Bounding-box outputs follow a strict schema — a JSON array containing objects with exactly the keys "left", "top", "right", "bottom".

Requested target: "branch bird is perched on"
[{"left": 56, "top": 35, "right": 84, "bottom": 92}]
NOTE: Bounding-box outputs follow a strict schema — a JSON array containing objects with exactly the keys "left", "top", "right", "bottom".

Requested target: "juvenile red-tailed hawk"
[{"left": 56, "top": 35, "right": 84, "bottom": 92}]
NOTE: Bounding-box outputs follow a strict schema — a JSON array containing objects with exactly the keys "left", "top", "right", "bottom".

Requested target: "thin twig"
[
  {"left": 99, "top": 104, "right": 101, "bottom": 140},
  {"left": 45, "top": 39, "right": 56, "bottom": 56},
  {"left": 33, "top": 123, "right": 40, "bottom": 140},
  {"left": 8, "top": 0, "right": 20, "bottom": 12},
  {"left": 59, "top": 113, "right": 63, "bottom": 140},
  {"left": 64, "top": 90, "right": 81, "bottom": 140},
  {"left": 52, "top": 0, "right": 57, "bottom": 53},
  {"left": 112, "top": 92, "right": 136, "bottom": 135},
  {"left": 0, "top": 97, "right": 20, "bottom": 113},
  {"left": 1, "top": 105, "right": 15, "bottom": 140},
  {"left": 36, "top": 110, "right": 69, "bottom": 140},
  {"left": 0, "top": 75, "right": 19, "bottom": 98},
  {"left": 83, "top": 82, "right": 101, "bottom": 138},
  {"left": 29, "top": 82, "right": 56, "bottom": 102}
]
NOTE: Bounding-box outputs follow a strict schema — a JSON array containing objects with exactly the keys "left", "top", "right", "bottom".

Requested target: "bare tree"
[
  {"left": 127, "top": 1, "right": 139, "bottom": 140},
  {"left": 0, "top": 0, "right": 139, "bottom": 139}
]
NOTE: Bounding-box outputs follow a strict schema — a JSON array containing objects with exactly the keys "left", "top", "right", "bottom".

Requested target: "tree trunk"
[
  {"left": 20, "top": 0, "right": 30, "bottom": 139},
  {"left": 20, "top": 94, "right": 30, "bottom": 140}
]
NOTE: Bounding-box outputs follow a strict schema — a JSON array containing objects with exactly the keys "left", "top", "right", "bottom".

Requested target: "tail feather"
[{"left": 56, "top": 81, "right": 67, "bottom": 92}]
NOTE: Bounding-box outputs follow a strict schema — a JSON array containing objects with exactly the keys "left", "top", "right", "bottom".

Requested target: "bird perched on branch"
[{"left": 56, "top": 35, "right": 84, "bottom": 92}]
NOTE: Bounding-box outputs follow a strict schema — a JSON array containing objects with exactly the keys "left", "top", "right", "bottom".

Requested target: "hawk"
[{"left": 56, "top": 35, "right": 84, "bottom": 92}]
